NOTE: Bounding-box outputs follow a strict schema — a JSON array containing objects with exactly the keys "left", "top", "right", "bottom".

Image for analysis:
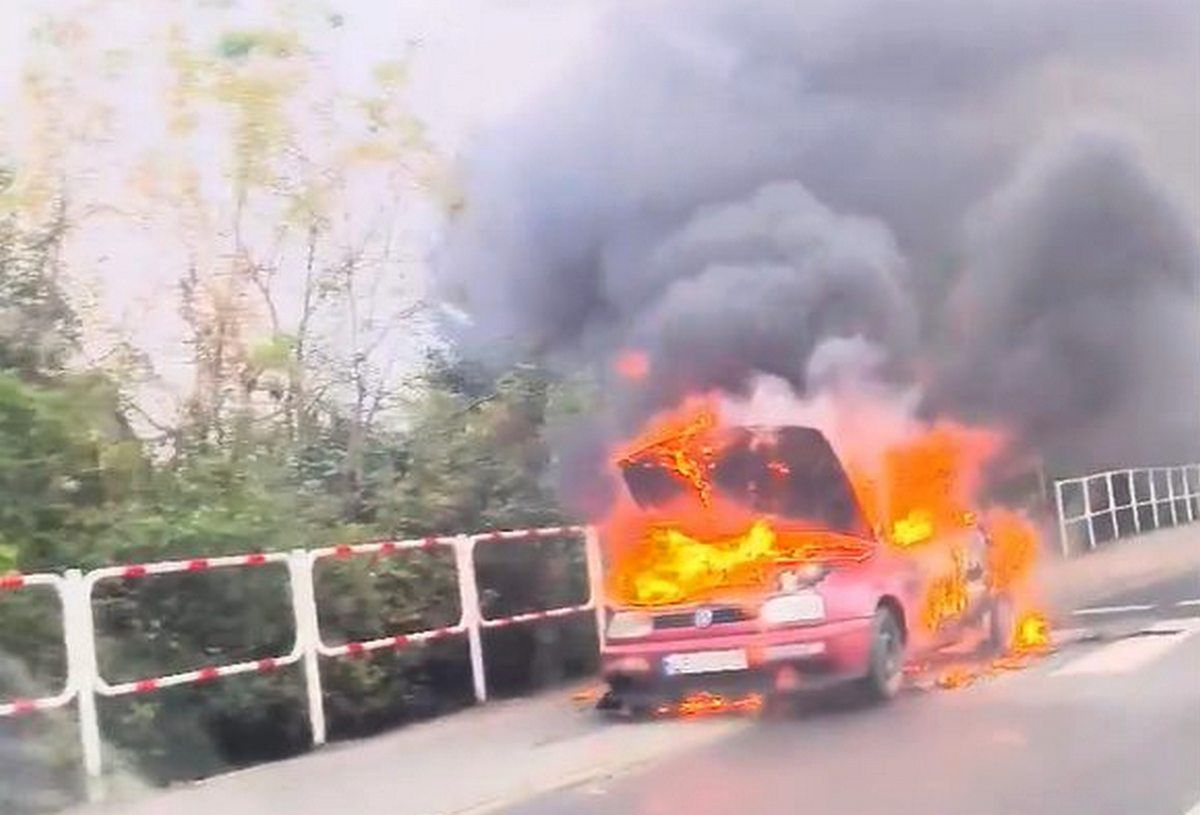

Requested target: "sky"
[
  {"left": 1, "top": 0, "right": 1197, "bottom": 465},
  {"left": 0, "top": 0, "right": 608, "bottom": 422}
]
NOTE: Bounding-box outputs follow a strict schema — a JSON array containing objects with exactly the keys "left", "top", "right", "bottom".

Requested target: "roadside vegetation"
[{"left": 0, "top": 13, "right": 594, "bottom": 812}]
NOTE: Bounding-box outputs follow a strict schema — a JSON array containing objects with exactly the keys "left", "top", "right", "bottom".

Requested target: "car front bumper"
[{"left": 601, "top": 616, "right": 875, "bottom": 703}]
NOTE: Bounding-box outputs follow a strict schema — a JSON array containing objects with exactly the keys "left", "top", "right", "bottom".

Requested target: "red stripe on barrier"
[
  {"left": 123, "top": 565, "right": 147, "bottom": 578},
  {"left": 485, "top": 605, "right": 590, "bottom": 628},
  {"left": 197, "top": 666, "right": 219, "bottom": 683},
  {"left": 346, "top": 642, "right": 366, "bottom": 658},
  {"left": 244, "top": 553, "right": 267, "bottom": 566},
  {"left": 186, "top": 558, "right": 209, "bottom": 572},
  {"left": 380, "top": 541, "right": 397, "bottom": 554},
  {"left": 11, "top": 698, "right": 35, "bottom": 715},
  {"left": 135, "top": 679, "right": 158, "bottom": 693},
  {"left": 423, "top": 537, "right": 439, "bottom": 548},
  {"left": 335, "top": 544, "right": 353, "bottom": 559},
  {"left": 392, "top": 634, "right": 409, "bottom": 648},
  {"left": 256, "top": 658, "right": 277, "bottom": 674},
  {"left": 0, "top": 574, "right": 24, "bottom": 590}
]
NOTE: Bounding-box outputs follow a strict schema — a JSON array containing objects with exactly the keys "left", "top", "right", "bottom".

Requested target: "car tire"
[
  {"left": 597, "top": 693, "right": 655, "bottom": 721},
  {"left": 596, "top": 689, "right": 622, "bottom": 712},
  {"left": 859, "top": 606, "right": 905, "bottom": 702},
  {"left": 985, "top": 593, "right": 1015, "bottom": 655}
]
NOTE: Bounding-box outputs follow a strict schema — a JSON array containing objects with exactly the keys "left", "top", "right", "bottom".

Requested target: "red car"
[{"left": 598, "top": 425, "right": 1009, "bottom": 715}]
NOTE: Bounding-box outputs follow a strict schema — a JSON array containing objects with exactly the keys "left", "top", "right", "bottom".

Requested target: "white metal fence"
[
  {"left": 0, "top": 525, "right": 605, "bottom": 787},
  {"left": 1054, "top": 465, "right": 1200, "bottom": 556},
  {"left": 21, "top": 469, "right": 1195, "bottom": 785}
]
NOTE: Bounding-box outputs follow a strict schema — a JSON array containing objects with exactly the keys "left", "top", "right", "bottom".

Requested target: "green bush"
[{"left": 0, "top": 360, "right": 597, "bottom": 810}]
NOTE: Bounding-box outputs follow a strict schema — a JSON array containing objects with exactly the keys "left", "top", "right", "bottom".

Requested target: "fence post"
[
  {"left": 1105, "top": 472, "right": 1118, "bottom": 541},
  {"left": 1193, "top": 465, "right": 1200, "bottom": 521},
  {"left": 1166, "top": 468, "right": 1179, "bottom": 525},
  {"left": 1184, "top": 466, "right": 1195, "bottom": 523},
  {"left": 453, "top": 535, "right": 487, "bottom": 703},
  {"left": 1082, "top": 477, "right": 1097, "bottom": 550},
  {"left": 1054, "top": 480, "right": 1070, "bottom": 557},
  {"left": 1127, "top": 470, "right": 1141, "bottom": 534},
  {"left": 583, "top": 526, "right": 607, "bottom": 650},
  {"left": 62, "top": 570, "right": 104, "bottom": 797},
  {"left": 287, "top": 550, "right": 326, "bottom": 747},
  {"left": 1149, "top": 468, "right": 1160, "bottom": 529}
]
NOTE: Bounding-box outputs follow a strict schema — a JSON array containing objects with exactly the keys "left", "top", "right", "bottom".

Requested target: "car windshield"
[{"left": 619, "top": 425, "right": 870, "bottom": 537}]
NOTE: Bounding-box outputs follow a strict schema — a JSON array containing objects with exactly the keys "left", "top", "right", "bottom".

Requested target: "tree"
[
  {"left": 0, "top": 170, "right": 77, "bottom": 379},
  {"left": 0, "top": 7, "right": 592, "bottom": 808}
]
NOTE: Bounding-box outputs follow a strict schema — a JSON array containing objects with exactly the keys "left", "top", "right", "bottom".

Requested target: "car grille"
[{"left": 652, "top": 606, "right": 749, "bottom": 629}]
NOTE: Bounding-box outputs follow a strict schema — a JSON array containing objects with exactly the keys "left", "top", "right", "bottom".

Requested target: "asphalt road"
[
  {"left": 63, "top": 566, "right": 1200, "bottom": 815},
  {"left": 500, "top": 573, "right": 1200, "bottom": 815}
]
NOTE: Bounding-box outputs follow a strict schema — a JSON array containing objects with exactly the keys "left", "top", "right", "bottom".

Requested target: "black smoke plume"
[{"left": 435, "top": 0, "right": 1200, "bottom": 498}]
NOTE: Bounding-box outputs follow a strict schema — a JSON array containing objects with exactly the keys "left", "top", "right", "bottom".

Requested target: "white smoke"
[{"left": 720, "top": 337, "right": 922, "bottom": 472}]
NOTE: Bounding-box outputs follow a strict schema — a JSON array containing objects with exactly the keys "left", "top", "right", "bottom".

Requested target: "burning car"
[{"left": 597, "top": 422, "right": 1016, "bottom": 716}]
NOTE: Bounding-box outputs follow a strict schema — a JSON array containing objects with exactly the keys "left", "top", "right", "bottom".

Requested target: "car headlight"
[
  {"left": 779, "top": 564, "right": 830, "bottom": 591},
  {"left": 606, "top": 610, "right": 653, "bottom": 640},
  {"left": 760, "top": 592, "right": 825, "bottom": 625}
]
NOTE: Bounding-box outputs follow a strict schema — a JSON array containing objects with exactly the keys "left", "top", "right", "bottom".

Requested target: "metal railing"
[
  {"left": 0, "top": 572, "right": 75, "bottom": 717},
  {"left": 1053, "top": 465, "right": 1200, "bottom": 556},
  {"left": 0, "top": 524, "right": 605, "bottom": 788}
]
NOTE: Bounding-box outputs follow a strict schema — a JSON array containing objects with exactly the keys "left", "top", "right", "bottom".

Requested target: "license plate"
[
  {"left": 662, "top": 649, "right": 748, "bottom": 676},
  {"left": 765, "top": 641, "right": 826, "bottom": 660}
]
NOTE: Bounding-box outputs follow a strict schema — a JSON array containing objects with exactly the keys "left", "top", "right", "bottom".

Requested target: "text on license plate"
[{"left": 662, "top": 649, "right": 748, "bottom": 676}]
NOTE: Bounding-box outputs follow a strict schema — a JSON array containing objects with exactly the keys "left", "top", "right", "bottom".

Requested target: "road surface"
[
  {"left": 502, "top": 572, "right": 1200, "bottom": 815},
  {"left": 70, "top": 566, "right": 1200, "bottom": 815}
]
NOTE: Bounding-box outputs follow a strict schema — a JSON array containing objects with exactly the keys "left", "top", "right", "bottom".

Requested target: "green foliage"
[
  {"left": 215, "top": 28, "right": 298, "bottom": 61},
  {"left": 0, "top": 541, "right": 16, "bottom": 572},
  {"left": 0, "top": 330, "right": 594, "bottom": 809},
  {"left": 247, "top": 333, "right": 296, "bottom": 373},
  {"left": 0, "top": 372, "right": 139, "bottom": 570},
  {"left": 382, "top": 381, "right": 563, "bottom": 534},
  {"left": 0, "top": 15, "right": 593, "bottom": 802},
  {"left": 0, "top": 172, "right": 77, "bottom": 378}
]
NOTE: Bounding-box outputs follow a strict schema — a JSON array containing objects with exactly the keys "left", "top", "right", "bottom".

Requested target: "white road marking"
[
  {"left": 1052, "top": 618, "right": 1200, "bottom": 677},
  {"left": 1175, "top": 598, "right": 1200, "bottom": 608},
  {"left": 1071, "top": 604, "right": 1155, "bottom": 616}
]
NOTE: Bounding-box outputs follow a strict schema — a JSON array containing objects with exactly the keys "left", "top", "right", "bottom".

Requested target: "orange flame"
[
  {"left": 936, "top": 666, "right": 977, "bottom": 689},
  {"left": 1011, "top": 610, "right": 1051, "bottom": 653},
  {"left": 614, "top": 349, "right": 651, "bottom": 381},
  {"left": 847, "top": 423, "right": 1002, "bottom": 548},
  {"left": 617, "top": 397, "right": 718, "bottom": 507},
  {"left": 602, "top": 395, "right": 1046, "bottom": 639},
  {"left": 920, "top": 548, "right": 970, "bottom": 632},
  {"left": 671, "top": 691, "right": 763, "bottom": 717},
  {"left": 984, "top": 508, "right": 1038, "bottom": 592},
  {"left": 605, "top": 493, "right": 873, "bottom": 606}
]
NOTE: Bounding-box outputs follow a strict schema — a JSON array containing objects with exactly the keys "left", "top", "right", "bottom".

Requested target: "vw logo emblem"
[{"left": 694, "top": 608, "right": 714, "bottom": 628}]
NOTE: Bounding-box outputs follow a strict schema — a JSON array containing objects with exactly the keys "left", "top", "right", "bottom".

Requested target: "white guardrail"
[
  {"left": 0, "top": 525, "right": 606, "bottom": 785},
  {"left": 1054, "top": 465, "right": 1200, "bottom": 557},
  {"left": 13, "top": 472, "right": 1192, "bottom": 783}
]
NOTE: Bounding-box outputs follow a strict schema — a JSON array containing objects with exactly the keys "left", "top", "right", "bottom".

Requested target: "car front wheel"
[{"left": 859, "top": 606, "right": 905, "bottom": 702}]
